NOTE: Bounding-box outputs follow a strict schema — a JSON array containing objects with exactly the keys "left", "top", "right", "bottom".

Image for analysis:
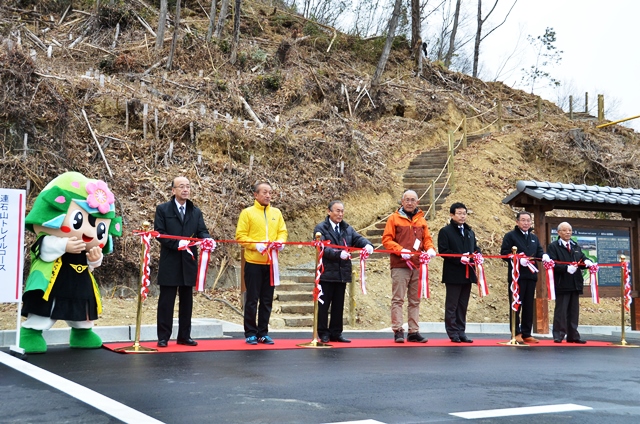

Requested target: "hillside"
[{"left": 1, "top": 1, "right": 639, "bottom": 330}]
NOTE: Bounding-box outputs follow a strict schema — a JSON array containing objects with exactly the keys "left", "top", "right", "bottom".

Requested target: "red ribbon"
[
  {"left": 418, "top": 252, "right": 430, "bottom": 299},
  {"left": 623, "top": 261, "right": 632, "bottom": 312},
  {"left": 359, "top": 249, "right": 370, "bottom": 295},
  {"left": 136, "top": 230, "right": 159, "bottom": 300},
  {"left": 262, "top": 242, "right": 283, "bottom": 287},
  {"left": 313, "top": 240, "right": 327, "bottom": 304},
  {"left": 195, "top": 238, "right": 216, "bottom": 292},
  {"left": 472, "top": 252, "right": 489, "bottom": 297},
  {"left": 543, "top": 259, "right": 556, "bottom": 300},
  {"left": 509, "top": 253, "right": 527, "bottom": 311},
  {"left": 588, "top": 264, "right": 600, "bottom": 304}
]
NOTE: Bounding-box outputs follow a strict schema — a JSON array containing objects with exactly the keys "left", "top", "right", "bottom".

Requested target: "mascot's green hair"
[{"left": 25, "top": 172, "right": 123, "bottom": 254}]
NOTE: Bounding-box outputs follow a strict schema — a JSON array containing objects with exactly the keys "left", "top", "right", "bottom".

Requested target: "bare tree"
[
  {"left": 156, "top": 0, "right": 168, "bottom": 50},
  {"left": 167, "top": 0, "right": 182, "bottom": 70},
  {"left": 443, "top": 0, "right": 461, "bottom": 68},
  {"left": 214, "top": 0, "right": 230, "bottom": 39},
  {"left": 230, "top": 0, "right": 242, "bottom": 64},
  {"left": 411, "top": 0, "right": 421, "bottom": 54},
  {"left": 371, "top": 0, "right": 403, "bottom": 89},
  {"left": 472, "top": 0, "right": 518, "bottom": 77},
  {"left": 206, "top": 0, "right": 218, "bottom": 42}
]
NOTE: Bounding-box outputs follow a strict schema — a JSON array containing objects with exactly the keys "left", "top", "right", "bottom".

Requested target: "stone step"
[
  {"left": 282, "top": 315, "right": 314, "bottom": 327},
  {"left": 367, "top": 235, "right": 382, "bottom": 245},
  {"left": 279, "top": 303, "right": 314, "bottom": 314},
  {"left": 367, "top": 228, "right": 384, "bottom": 236},
  {"left": 405, "top": 164, "right": 448, "bottom": 171},
  {"left": 276, "top": 282, "right": 315, "bottom": 292},
  {"left": 276, "top": 292, "right": 313, "bottom": 302},
  {"left": 409, "top": 155, "right": 449, "bottom": 164}
]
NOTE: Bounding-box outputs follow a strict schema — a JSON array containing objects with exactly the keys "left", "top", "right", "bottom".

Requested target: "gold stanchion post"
[
  {"left": 115, "top": 222, "right": 157, "bottom": 353},
  {"left": 499, "top": 246, "right": 527, "bottom": 346},
  {"left": 298, "top": 233, "right": 332, "bottom": 348},
  {"left": 610, "top": 255, "right": 638, "bottom": 347}
]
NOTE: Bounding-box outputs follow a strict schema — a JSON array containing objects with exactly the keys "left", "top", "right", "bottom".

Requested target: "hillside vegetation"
[{"left": 1, "top": 1, "right": 639, "bottom": 328}]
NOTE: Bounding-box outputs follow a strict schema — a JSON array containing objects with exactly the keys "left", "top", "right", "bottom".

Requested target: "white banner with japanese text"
[{"left": 0, "top": 189, "right": 26, "bottom": 303}]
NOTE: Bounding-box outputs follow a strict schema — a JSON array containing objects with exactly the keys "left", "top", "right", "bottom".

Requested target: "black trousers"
[
  {"left": 508, "top": 278, "right": 536, "bottom": 338},
  {"left": 553, "top": 291, "right": 581, "bottom": 341},
  {"left": 244, "top": 262, "right": 274, "bottom": 338},
  {"left": 444, "top": 283, "right": 471, "bottom": 338},
  {"left": 157, "top": 285, "right": 193, "bottom": 341},
  {"left": 317, "top": 280, "right": 347, "bottom": 339}
]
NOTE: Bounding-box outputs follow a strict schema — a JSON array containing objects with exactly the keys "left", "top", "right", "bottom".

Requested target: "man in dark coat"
[
  {"left": 500, "top": 211, "right": 550, "bottom": 344},
  {"left": 154, "top": 176, "right": 212, "bottom": 347},
  {"left": 313, "top": 201, "right": 373, "bottom": 343},
  {"left": 547, "top": 221, "right": 592, "bottom": 344},
  {"left": 437, "top": 202, "right": 480, "bottom": 343}
]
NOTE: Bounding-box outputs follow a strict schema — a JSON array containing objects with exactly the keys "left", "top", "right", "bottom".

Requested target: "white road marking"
[
  {"left": 0, "top": 351, "right": 164, "bottom": 424},
  {"left": 326, "top": 421, "right": 386, "bottom": 424},
  {"left": 451, "top": 403, "right": 592, "bottom": 419}
]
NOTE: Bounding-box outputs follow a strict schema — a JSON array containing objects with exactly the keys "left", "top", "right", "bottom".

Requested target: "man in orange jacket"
[{"left": 382, "top": 190, "right": 437, "bottom": 343}]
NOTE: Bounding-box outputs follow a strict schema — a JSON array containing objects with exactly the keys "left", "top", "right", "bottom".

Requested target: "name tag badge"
[{"left": 413, "top": 238, "right": 421, "bottom": 251}]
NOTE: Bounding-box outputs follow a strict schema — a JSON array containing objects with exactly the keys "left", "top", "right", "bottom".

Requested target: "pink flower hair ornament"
[{"left": 85, "top": 180, "right": 115, "bottom": 214}]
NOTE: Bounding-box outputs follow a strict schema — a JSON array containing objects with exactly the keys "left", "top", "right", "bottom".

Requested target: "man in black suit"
[
  {"left": 154, "top": 176, "right": 212, "bottom": 347},
  {"left": 547, "top": 222, "right": 592, "bottom": 344},
  {"left": 313, "top": 201, "right": 374, "bottom": 343},
  {"left": 437, "top": 202, "right": 480, "bottom": 343},
  {"left": 500, "top": 211, "right": 550, "bottom": 344}
]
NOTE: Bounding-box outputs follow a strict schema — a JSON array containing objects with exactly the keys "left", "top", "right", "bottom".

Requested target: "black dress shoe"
[
  {"left": 459, "top": 336, "right": 473, "bottom": 343},
  {"left": 320, "top": 335, "right": 330, "bottom": 343},
  {"left": 176, "top": 338, "right": 198, "bottom": 346},
  {"left": 567, "top": 339, "right": 587, "bottom": 344},
  {"left": 450, "top": 336, "right": 461, "bottom": 343},
  {"left": 157, "top": 340, "right": 168, "bottom": 347},
  {"left": 553, "top": 339, "right": 562, "bottom": 343},
  {"left": 330, "top": 335, "right": 351, "bottom": 343}
]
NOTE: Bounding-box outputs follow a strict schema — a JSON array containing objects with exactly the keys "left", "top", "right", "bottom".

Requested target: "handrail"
[{"left": 596, "top": 114, "right": 640, "bottom": 129}]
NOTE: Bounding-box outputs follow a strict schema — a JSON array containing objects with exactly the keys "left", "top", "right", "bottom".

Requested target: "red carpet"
[{"left": 103, "top": 338, "right": 614, "bottom": 353}]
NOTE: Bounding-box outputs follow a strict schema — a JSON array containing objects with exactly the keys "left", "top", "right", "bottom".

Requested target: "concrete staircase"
[
  {"left": 364, "top": 146, "right": 451, "bottom": 246},
  {"left": 273, "top": 274, "right": 316, "bottom": 327}
]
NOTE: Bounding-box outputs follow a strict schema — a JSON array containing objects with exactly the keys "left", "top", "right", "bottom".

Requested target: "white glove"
[
  {"left": 277, "top": 243, "right": 285, "bottom": 251},
  {"left": 460, "top": 253, "right": 470, "bottom": 264},
  {"left": 426, "top": 248, "right": 436, "bottom": 258},
  {"left": 542, "top": 254, "right": 551, "bottom": 262},
  {"left": 340, "top": 250, "right": 351, "bottom": 260},
  {"left": 567, "top": 265, "right": 577, "bottom": 274},
  {"left": 400, "top": 249, "right": 412, "bottom": 260},
  {"left": 364, "top": 244, "right": 374, "bottom": 254},
  {"left": 584, "top": 259, "right": 593, "bottom": 267},
  {"left": 255, "top": 243, "right": 266, "bottom": 253},
  {"left": 519, "top": 257, "right": 529, "bottom": 266},
  {"left": 205, "top": 238, "right": 217, "bottom": 250},
  {"left": 178, "top": 240, "right": 190, "bottom": 248}
]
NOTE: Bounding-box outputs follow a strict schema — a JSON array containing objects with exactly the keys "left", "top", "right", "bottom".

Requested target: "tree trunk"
[
  {"left": 444, "top": 0, "right": 462, "bottom": 68},
  {"left": 206, "top": 0, "right": 218, "bottom": 42},
  {"left": 473, "top": 0, "right": 482, "bottom": 77},
  {"left": 167, "top": 0, "right": 181, "bottom": 70},
  {"left": 410, "top": 0, "right": 421, "bottom": 53},
  {"left": 156, "top": 0, "right": 168, "bottom": 50},
  {"left": 230, "top": 0, "right": 242, "bottom": 64},
  {"left": 214, "top": 0, "right": 230, "bottom": 39},
  {"left": 371, "top": 0, "right": 403, "bottom": 89}
]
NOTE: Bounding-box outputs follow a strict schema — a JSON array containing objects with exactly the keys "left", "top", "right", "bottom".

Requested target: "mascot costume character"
[{"left": 20, "top": 172, "right": 122, "bottom": 353}]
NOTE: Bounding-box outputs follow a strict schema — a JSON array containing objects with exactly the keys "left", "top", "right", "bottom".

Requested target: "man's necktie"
[
  {"left": 566, "top": 242, "right": 571, "bottom": 252},
  {"left": 179, "top": 205, "right": 185, "bottom": 221},
  {"left": 459, "top": 226, "right": 464, "bottom": 236},
  {"left": 334, "top": 224, "right": 340, "bottom": 236}
]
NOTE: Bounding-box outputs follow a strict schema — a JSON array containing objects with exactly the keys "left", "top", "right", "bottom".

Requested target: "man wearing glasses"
[
  {"left": 500, "top": 211, "right": 550, "bottom": 344},
  {"left": 382, "top": 190, "right": 436, "bottom": 343},
  {"left": 154, "top": 176, "right": 213, "bottom": 348}
]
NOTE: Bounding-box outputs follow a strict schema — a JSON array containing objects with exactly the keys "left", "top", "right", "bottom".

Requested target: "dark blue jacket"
[{"left": 313, "top": 217, "right": 371, "bottom": 284}]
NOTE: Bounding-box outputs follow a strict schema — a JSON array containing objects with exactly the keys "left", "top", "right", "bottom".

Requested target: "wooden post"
[
  {"left": 537, "top": 97, "right": 542, "bottom": 122},
  {"left": 533, "top": 207, "right": 550, "bottom": 335},
  {"left": 143, "top": 103, "right": 148, "bottom": 141},
  {"left": 569, "top": 95, "right": 573, "bottom": 120},
  {"left": 448, "top": 131, "right": 455, "bottom": 193},
  {"left": 462, "top": 116, "right": 467, "bottom": 149},
  {"left": 497, "top": 99, "right": 503, "bottom": 131},
  {"left": 584, "top": 92, "right": 589, "bottom": 113},
  {"left": 598, "top": 94, "right": 604, "bottom": 122},
  {"left": 429, "top": 179, "right": 436, "bottom": 221}
]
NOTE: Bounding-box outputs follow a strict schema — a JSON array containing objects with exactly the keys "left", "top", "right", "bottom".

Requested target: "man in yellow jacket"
[{"left": 236, "top": 182, "right": 288, "bottom": 345}]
